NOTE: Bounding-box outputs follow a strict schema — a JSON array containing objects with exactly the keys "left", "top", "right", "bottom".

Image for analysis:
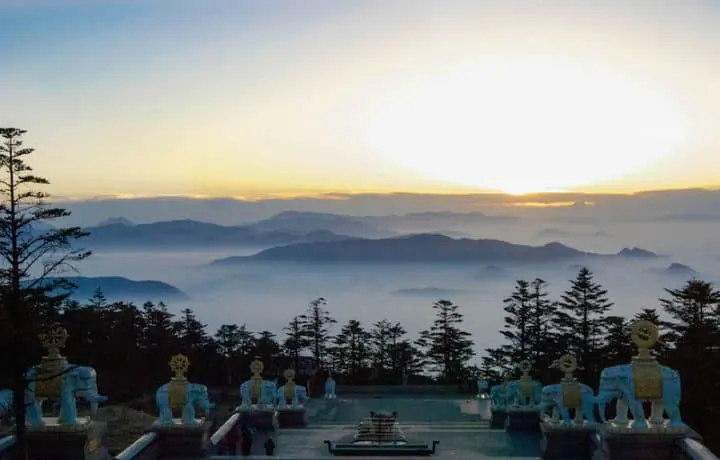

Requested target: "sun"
[{"left": 362, "top": 58, "right": 688, "bottom": 194}]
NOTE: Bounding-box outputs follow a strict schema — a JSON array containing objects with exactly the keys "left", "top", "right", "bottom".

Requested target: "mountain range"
[
  {"left": 208, "top": 234, "right": 656, "bottom": 265},
  {"left": 32, "top": 276, "right": 186, "bottom": 302},
  {"left": 75, "top": 210, "right": 523, "bottom": 249}
]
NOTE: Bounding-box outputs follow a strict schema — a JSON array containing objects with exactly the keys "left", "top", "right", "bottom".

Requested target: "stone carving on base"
[
  {"left": 595, "top": 320, "right": 685, "bottom": 432},
  {"left": 541, "top": 355, "right": 596, "bottom": 427},
  {"left": 324, "top": 372, "right": 337, "bottom": 399},
  {"left": 154, "top": 354, "right": 214, "bottom": 425},
  {"left": 240, "top": 359, "right": 277, "bottom": 408}
]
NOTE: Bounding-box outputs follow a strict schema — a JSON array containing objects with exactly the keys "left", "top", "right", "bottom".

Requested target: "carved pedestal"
[
  {"left": 238, "top": 408, "right": 279, "bottom": 431},
  {"left": 506, "top": 407, "right": 541, "bottom": 432},
  {"left": 490, "top": 408, "right": 507, "bottom": 429},
  {"left": 540, "top": 421, "right": 594, "bottom": 460},
  {"left": 592, "top": 425, "right": 695, "bottom": 460},
  {"left": 25, "top": 417, "right": 111, "bottom": 460},
  {"left": 277, "top": 407, "right": 308, "bottom": 428},
  {"left": 149, "top": 418, "right": 212, "bottom": 459}
]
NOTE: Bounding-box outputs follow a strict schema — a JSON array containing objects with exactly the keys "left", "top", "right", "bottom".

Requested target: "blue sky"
[{"left": 2, "top": 0, "right": 719, "bottom": 198}]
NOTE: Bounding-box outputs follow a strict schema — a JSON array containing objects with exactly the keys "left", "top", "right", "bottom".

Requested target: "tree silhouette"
[
  {"left": 299, "top": 297, "right": 336, "bottom": 369},
  {"left": 418, "top": 300, "right": 474, "bottom": 383},
  {"left": 0, "top": 128, "right": 90, "bottom": 457},
  {"left": 553, "top": 267, "right": 612, "bottom": 381}
]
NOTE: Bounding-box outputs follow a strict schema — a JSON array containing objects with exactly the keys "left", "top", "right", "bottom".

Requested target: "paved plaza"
[{"left": 209, "top": 396, "right": 542, "bottom": 459}]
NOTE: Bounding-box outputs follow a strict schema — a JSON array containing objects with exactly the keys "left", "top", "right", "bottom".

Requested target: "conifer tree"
[
  {"left": 0, "top": 128, "right": 90, "bottom": 457},
  {"left": 283, "top": 315, "right": 309, "bottom": 372},
  {"left": 500, "top": 280, "right": 533, "bottom": 362},
  {"left": 553, "top": 267, "right": 613, "bottom": 379},
  {"left": 334, "top": 319, "right": 371, "bottom": 379},
  {"left": 299, "top": 297, "right": 336, "bottom": 368},
  {"left": 418, "top": 300, "right": 474, "bottom": 382}
]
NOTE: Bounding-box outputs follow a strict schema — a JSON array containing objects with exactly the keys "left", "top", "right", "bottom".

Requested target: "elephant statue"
[
  {"left": 477, "top": 380, "right": 489, "bottom": 397},
  {"left": 506, "top": 379, "right": 543, "bottom": 408},
  {"left": 240, "top": 378, "right": 277, "bottom": 408},
  {"left": 540, "top": 383, "right": 596, "bottom": 425},
  {"left": 277, "top": 385, "right": 308, "bottom": 408},
  {"left": 25, "top": 364, "right": 95, "bottom": 426},
  {"left": 155, "top": 382, "right": 214, "bottom": 424},
  {"left": 324, "top": 374, "right": 336, "bottom": 399},
  {"left": 595, "top": 363, "right": 684, "bottom": 429},
  {"left": 74, "top": 366, "right": 108, "bottom": 419},
  {"left": 490, "top": 383, "right": 510, "bottom": 408},
  {"left": 0, "top": 389, "right": 12, "bottom": 421}
]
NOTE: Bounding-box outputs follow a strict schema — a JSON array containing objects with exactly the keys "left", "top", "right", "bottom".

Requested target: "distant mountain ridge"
[
  {"left": 30, "top": 276, "right": 186, "bottom": 301},
  {"left": 83, "top": 218, "right": 355, "bottom": 249},
  {"left": 208, "top": 234, "right": 646, "bottom": 265}
]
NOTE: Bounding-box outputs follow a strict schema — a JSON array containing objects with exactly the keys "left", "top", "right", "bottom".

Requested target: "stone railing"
[
  {"left": 203, "top": 411, "right": 240, "bottom": 455},
  {"left": 589, "top": 432, "right": 719, "bottom": 460},
  {"left": 114, "top": 432, "right": 160, "bottom": 460},
  {"left": 0, "top": 435, "right": 16, "bottom": 460}
]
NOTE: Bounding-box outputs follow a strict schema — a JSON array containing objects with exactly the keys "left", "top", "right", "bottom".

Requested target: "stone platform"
[
  {"left": 540, "top": 421, "right": 595, "bottom": 460},
  {"left": 506, "top": 408, "right": 541, "bottom": 432},
  {"left": 149, "top": 418, "right": 212, "bottom": 459},
  {"left": 237, "top": 408, "right": 279, "bottom": 431},
  {"left": 277, "top": 407, "right": 308, "bottom": 428},
  {"left": 25, "top": 417, "right": 111, "bottom": 460}
]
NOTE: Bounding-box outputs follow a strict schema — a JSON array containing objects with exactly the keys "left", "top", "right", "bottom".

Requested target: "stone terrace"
[{"left": 206, "top": 396, "right": 542, "bottom": 459}]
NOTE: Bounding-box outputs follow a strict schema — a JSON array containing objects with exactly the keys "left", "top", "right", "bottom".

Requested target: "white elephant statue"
[
  {"left": 477, "top": 380, "right": 489, "bottom": 397},
  {"left": 506, "top": 379, "right": 543, "bottom": 408},
  {"left": 540, "top": 383, "right": 596, "bottom": 425},
  {"left": 324, "top": 375, "right": 336, "bottom": 399},
  {"left": 595, "top": 363, "right": 684, "bottom": 429},
  {"left": 277, "top": 385, "right": 308, "bottom": 408},
  {"left": 490, "top": 383, "right": 510, "bottom": 409},
  {"left": 25, "top": 364, "right": 95, "bottom": 426},
  {"left": 0, "top": 389, "right": 12, "bottom": 421},
  {"left": 75, "top": 366, "right": 108, "bottom": 419},
  {"left": 240, "top": 379, "right": 277, "bottom": 408},
  {"left": 155, "top": 382, "right": 214, "bottom": 424}
]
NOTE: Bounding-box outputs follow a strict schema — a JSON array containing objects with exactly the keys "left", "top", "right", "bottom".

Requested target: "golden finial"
[
  {"left": 518, "top": 360, "right": 532, "bottom": 379},
  {"left": 630, "top": 320, "right": 659, "bottom": 360},
  {"left": 38, "top": 323, "right": 69, "bottom": 359},
  {"left": 169, "top": 354, "right": 190, "bottom": 380},
  {"left": 551, "top": 354, "right": 578, "bottom": 381},
  {"left": 250, "top": 358, "right": 264, "bottom": 378},
  {"left": 283, "top": 368, "right": 296, "bottom": 383}
]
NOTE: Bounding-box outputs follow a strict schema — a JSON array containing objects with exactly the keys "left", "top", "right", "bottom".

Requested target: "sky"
[{"left": 1, "top": 0, "right": 720, "bottom": 198}]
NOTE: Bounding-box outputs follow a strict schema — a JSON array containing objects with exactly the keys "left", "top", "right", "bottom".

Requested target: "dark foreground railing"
[
  {"left": 114, "top": 432, "right": 159, "bottom": 460},
  {"left": 589, "top": 432, "right": 719, "bottom": 460},
  {"left": 0, "top": 435, "right": 16, "bottom": 460}
]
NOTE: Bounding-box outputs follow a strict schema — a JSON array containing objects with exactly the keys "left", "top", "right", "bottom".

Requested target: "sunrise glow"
[{"left": 364, "top": 58, "right": 689, "bottom": 195}]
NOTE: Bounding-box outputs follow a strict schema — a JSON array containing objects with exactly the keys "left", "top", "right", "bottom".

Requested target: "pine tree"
[
  {"left": 299, "top": 297, "right": 336, "bottom": 368},
  {"left": 283, "top": 315, "right": 309, "bottom": 372},
  {"left": 500, "top": 280, "right": 533, "bottom": 363},
  {"left": 602, "top": 316, "right": 633, "bottom": 365},
  {"left": 0, "top": 128, "right": 90, "bottom": 457},
  {"left": 553, "top": 267, "right": 613, "bottom": 380},
  {"left": 386, "top": 322, "right": 407, "bottom": 381},
  {"left": 528, "top": 278, "right": 558, "bottom": 367},
  {"left": 371, "top": 319, "right": 392, "bottom": 379},
  {"left": 334, "top": 319, "right": 371, "bottom": 379},
  {"left": 418, "top": 300, "right": 474, "bottom": 382},
  {"left": 660, "top": 279, "right": 720, "bottom": 438},
  {"left": 215, "top": 324, "right": 242, "bottom": 385},
  {"left": 174, "top": 308, "right": 210, "bottom": 353}
]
